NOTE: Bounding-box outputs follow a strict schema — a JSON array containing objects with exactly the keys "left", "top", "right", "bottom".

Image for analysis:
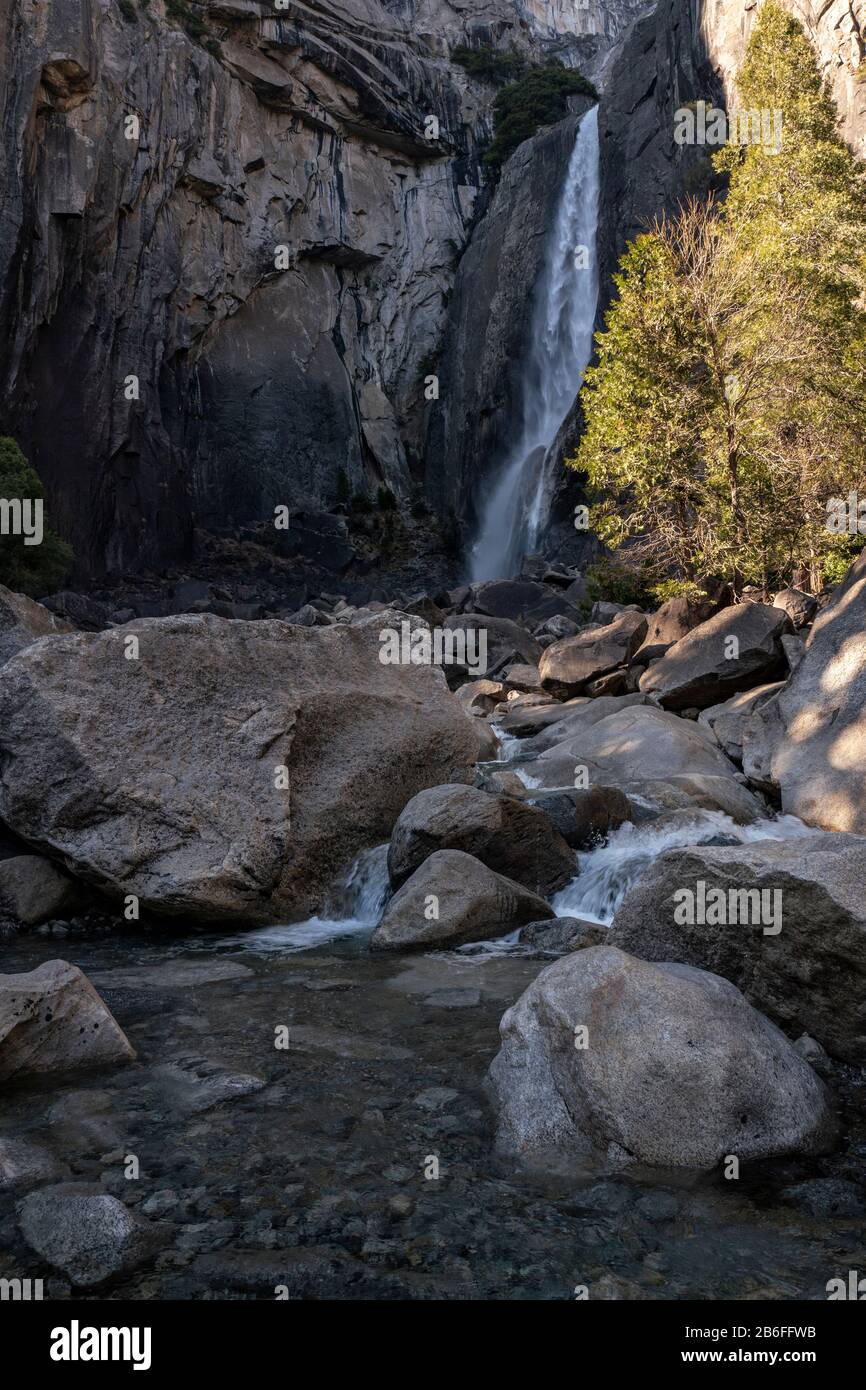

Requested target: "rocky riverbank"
[{"left": 1, "top": 550, "right": 865, "bottom": 1299}]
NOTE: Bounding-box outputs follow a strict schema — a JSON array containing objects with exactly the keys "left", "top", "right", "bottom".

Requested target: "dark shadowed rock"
[
  {"left": 639, "top": 603, "right": 791, "bottom": 710},
  {"left": 0, "top": 854, "right": 80, "bottom": 926},
  {"left": 772, "top": 587, "right": 818, "bottom": 629},
  {"left": 633, "top": 591, "right": 722, "bottom": 664},
  {"left": 387, "top": 784, "right": 575, "bottom": 896},
  {"left": 488, "top": 946, "right": 835, "bottom": 1167},
  {"left": 525, "top": 785, "right": 631, "bottom": 848},
  {"left": 698, "top": 682, "right": 784, "bottom": 764},
  {"left": 609, "top": 833, "right": 866, "bottom": 1059},
  {"left": 371, "top": 849, "right": 554, "bottom": 952}
]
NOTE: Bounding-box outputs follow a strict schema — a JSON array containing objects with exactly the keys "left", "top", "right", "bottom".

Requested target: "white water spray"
[{"left": 471, "top": 105, "right": 600, "bottom": 581}]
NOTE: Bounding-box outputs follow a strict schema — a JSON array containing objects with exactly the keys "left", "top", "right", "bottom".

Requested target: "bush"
[
  {"left": 484, "top": 63, "right": 598, "bottom": 173},
  {"left": 334, "top": 468, "right": 350, "bottom": 505},
  {"left": 452, "top": 45, "right": 526, "bottom": 86},
  {"left": 350, "top": 493, "right": 372, "bottom": 515},
  {"left": 0, "top": 437, "right": 74, "bottom": 596},
  {"left": 119, "top": 0, "right": 138, "bottom": 22},
  {"left": 585, "top": 557, "right": 649, "bottom": 608}
]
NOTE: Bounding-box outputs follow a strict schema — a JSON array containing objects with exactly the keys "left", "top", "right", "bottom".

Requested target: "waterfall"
[{"left": 470, "top": 105, "right": 601, "bottom": 582}]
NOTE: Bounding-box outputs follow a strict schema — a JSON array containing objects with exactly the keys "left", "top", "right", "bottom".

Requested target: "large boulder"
[
  {"left": 0, "top": 584, "right": 71, "bottom": 667},
  {"left": 488, "top": 945, "right": 835, "bottom": 1167},
  {"left": 387, "top": 784, "right": 575, "bottom": 896},
  {"left": 0, "top": 855, "right": 79, "bottom": 926},
  {"left": 639, "top": 603, "right": 791, "bottom": 710},
  {"left": 772, "top": 587, "right": 818, "bottom": 629},
  {"left": 0, "top": 615, "right": 481, "bottom": 922},
  {"left": 539, "top": 612, "right": 647, "bottom": 697},
  {"left": 370, "top": 849, "right": 554, "bottom": 952},
  {"left": 633, "top": 591, "right": 722, "bottom": 664},
  {"left": 527, "top": 704, "right": 742, "bottom": 786},
  {"left": 443, "top": 613, "right": 541, "bottom": 681},
  {"left": 741, "top": 548, "right": 866, "bottom": 832},
  {"left": 0, "top": 960, "right": 135, "bottom": 1081},
  {"left": 609, "top": 833, "right": 866, "bottom": 1059}
]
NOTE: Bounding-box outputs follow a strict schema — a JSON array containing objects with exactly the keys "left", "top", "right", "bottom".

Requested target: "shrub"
[
  {"left": 119, "top": 0, "right": 138, "bottom": 22},
  {"left": 484, "top": 63, "right": 598, "bottom": 173},
  {"left": 377, "top": 486, "right": 397, "bottom": 512},
  {"left": 0, "top": 437, "right": 74, "bottom": 596},
  {"left": 452, "top": 45, "right": 526, "bottom": 86},
  {"left": 584, "top": 556, "right": 649, "bottom": 608}
]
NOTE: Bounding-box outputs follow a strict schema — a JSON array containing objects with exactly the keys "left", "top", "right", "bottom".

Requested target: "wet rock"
[
  {"left": 0, "top": 614, "right": 479, "bottom": 922},
  {"left": 17, "top": 1185, "right": 163, "bottom": 1286},
  {"left": 0, "top": 960, "right": 135, "bottom": 1082},
  {"left": 519, "top": 916, "right": 606, "bottom": 952},
  {"left": 741, "top": 548, "right": 866, "bottom": 831},
  {"left": 621, "top": 774, "right": 763, "bottom": 824},
  {"left": 422, "top": 986, "right": 482, "bottom": 1008},
  {"left": 489, "top": 946, "right": 835, "bottom": 1167},
  {"left": 387, "top": 784, "right": 575, "bottom": 896},
  {"left": 781, "top": 1179, "right": 865, "bottom": 1220},
  {"left": 147, "top": 1056, "right": 265, "bottom": 1114},
  {"left": 0, "top": 584, "right": 71, "bottom": 667},
  {"left": 371, "top": 849, "right": 554, "bottom": 952},
  {"left": 639, "top": 603, "right": 791, "bottom": 710},
  {"left": 609, "top": 833, "right": 866, "bottom": 1059},
  {"left": 525, "top": 785, "right": 631, "bottom": 849},
  {"left": 0, "top": 854, "right": 79, "bottom": 926},
  {"left": 539, "top": 612, "right": 647, "bottom": 697}
]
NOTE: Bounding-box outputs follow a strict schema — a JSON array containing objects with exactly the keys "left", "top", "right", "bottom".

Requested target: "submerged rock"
[
  {"left": 0, "top": 615, "right": 480, "bottom": 923},
  {"left": 0, "top": 960, "right": 135, "bottom": 1082},
  {"left": 488, "top": 946, "right": 835, "bottom": 1168},
  {"left": 18, "top": 1185, "right": 163, "bottom": 1286},
  {"left": 371, "top": 849, "right": 554, "bottom": 952}
]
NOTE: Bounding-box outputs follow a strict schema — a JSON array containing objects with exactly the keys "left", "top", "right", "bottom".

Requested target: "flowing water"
[{"left": 470, "top": 106, "right": 601, "bottom": 582}]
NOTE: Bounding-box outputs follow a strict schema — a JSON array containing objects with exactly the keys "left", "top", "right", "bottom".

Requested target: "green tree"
[
  {"left": 571, "top": 1, "right": 866, "bottom": 596},
  {"left": 0, "top": 437, "right": 74, "bottom": 596},
  {"left": 484, "top": 64, "right": 598, "bottom": 173}
]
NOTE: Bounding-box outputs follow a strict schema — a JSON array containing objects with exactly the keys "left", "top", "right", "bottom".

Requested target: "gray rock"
[
  {"left": 781, "top": 633, "right": 805, "bottom": 672},
  {"left": 0, "top": 1136, "right": 70, "bottom": 1190},
  {"left": 639, "top": 603, "right": 791, "bottom": 710},
  {"left": 371, "top": 849, "right": 554, "bottom": 952},
  {"left": 742, "top": 548, "right": 866, "bottom": 831},
  {"left": 633, "top": 592, "right": 722, "bottom": 664},
  {"left": 0, "top": 960, "right": 135, "bottom": 1082},
  {"left": 0, "top": 854, "right": 79, "bottom": 926},
  {"left": 525, "top": 785, "right": 631, "bottom": 849},
  {"left": 387, "top": 784, "right": 575, "bottom": 896},
  {"left": 698, "top": 683, "right": 784, "bottom": 764},
  {"left": 0, "top": 614, "right": 479, "bottom": 922},
  {"left": 540, "top": 612, "right": 647, "bottom": 697},
  {"left": 781, "top": 1179, "right": 864, "bottom": 1219},
  {"left": 18, "top": 1185, "right": 162, "bottom": 1286},
  {"left": 0, "top": 585, "right": 72, "bottom": 667},
  {"left": 773, "top": 587, "right": 818, "bottom": 629},
  {"left": 488, "top": 946, "right": 835, "bottom": 1168},
  {"left": 608, "top": 833, "right": 866, "bottom": 1060}
]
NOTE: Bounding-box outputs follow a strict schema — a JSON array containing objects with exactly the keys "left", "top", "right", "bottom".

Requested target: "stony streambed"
[{"left": 1, "top": 918, "right": 864, "bottom": 1301}]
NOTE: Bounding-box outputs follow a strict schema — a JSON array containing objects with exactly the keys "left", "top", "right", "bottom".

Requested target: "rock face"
[
  {"left": 609, "top": 834, "right": 866, "bottom": 1060},
  {"left": 0, "top": 855, "right": 79, "bottom": 926},
  {"left": 0, "top": 960, "right": 135, "bottom": 1081},
  {"left": 741, "top": 548, "right": 866, "bottom": 832},
  {"left": 633, "top": 592, "right": 721, "bottom": 664},
  {"left": 639, "top": 603, "right": 790, "bottom": 710},
  {"left": 539, "top": 611, "right": 647, "bottom": 696},
  {"left": 387, "top": 784, "right": 575, "bottom": 896},
  {"left": 371, "top": 848, "right": 554, "bottom": 951},
  {"left": 488, "top": 945, "right": 835, "bottom": 1167},
  {"left": 0, "top": 585, "right": 71, "bottom": 667},
  {"left": 0, "top": 614, "right": 480, "bottom": 921},
  {"left": 698, "top": 682, "right": 784, "bottom": 765},
  {"left": 17, "top": 1186, "right": 161, "bottom": 1286}
]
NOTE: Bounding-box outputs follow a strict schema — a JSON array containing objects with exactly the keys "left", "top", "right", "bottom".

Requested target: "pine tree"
[{"left": 0, "top": 437, "right": 74, "bottom": 596}]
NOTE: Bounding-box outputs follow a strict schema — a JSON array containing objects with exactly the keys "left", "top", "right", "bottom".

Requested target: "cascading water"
[{"left": 470, "top": 105, "right": 600, "bottom": 582}]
